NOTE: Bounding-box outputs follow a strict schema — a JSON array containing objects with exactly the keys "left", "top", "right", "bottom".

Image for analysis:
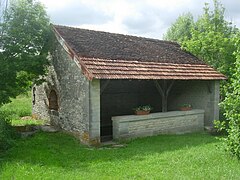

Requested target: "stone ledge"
[
  {"left": 112, "top": 109, "right": 205, "bottom": 122},
  {"left": 112, "top": 109, "right": 205, "bottom": 140}
]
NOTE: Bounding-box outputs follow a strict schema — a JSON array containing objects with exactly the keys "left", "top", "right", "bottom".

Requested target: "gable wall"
[{"left": 33, "top": 41, "right": 90, "bottom": 144}]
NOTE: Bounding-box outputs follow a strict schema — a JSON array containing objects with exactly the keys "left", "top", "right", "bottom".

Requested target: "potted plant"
[
  {"left": 179, "top": 104, "right": 192, "bottom": 111},
  {"left": 134, "top": 105, "right": 153, "bottom": 115}
]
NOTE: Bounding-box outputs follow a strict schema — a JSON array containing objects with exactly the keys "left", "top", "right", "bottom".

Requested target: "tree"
[
  {"left": 217, "top": 35, "right": 240, "bottom": 159},
  {"left": 0, "top": 0, "right": 51, "bottom": 106},
  {"left": 164, "top": 0, "right": 240, "bottom": 159},
  {"left": 163, "top": 12, "right": 194, "bottom": 44},
  {"left": 182, "top": 0, "right": 238, "bottom": 79}
]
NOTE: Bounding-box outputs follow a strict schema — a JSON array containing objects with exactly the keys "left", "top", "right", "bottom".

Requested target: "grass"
[
  {"left": 0, "top": 94, "right": 239, "bottom": 179},
  {"left": 0, "top": 94, "right": 32, "bottom": 118},
  {"left": 11, "top": 119, "right": 45, "bottom": 126},
  {"left": 0, "top": 132, "right": 240, "bottom": 179},
  {"left": 0, "top": 94, "right": 45, "bottom": 126}
]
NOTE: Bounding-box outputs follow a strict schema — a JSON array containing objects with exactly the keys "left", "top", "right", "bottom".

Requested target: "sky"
[{"left": 39, "top": 0, "right": 240, "bottom": 39}]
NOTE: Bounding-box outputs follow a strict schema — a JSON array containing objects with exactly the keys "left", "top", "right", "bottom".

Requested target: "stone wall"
[
  {"left": 32, "top": 64, "right": 60, "bottom": 121},
  {"left": 168, "top": 80, "right": 220, "bottom": 126},
  {"left": 32, "top": 84, "right": 50, "bottom": 121},
  {"left": 112, "top": 109, "right": 204, "bottom": 140},
  {"left": 33, "top": 40, "right": 91, "bottom": 144}
]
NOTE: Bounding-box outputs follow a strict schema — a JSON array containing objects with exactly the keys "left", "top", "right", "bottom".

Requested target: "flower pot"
[
  {"left": 179, "top": 107, "right": 192, "bottom": 111},
  {"left": 135, "top": 110, "right": 150, "bottom": 115}
]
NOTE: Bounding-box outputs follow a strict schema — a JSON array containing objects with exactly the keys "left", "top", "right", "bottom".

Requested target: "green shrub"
[
  {"left": 0, "top": 112, "right": 17, "bottom": 152},
  {"left": 216, "top": 39, "right": 240, "bottom": 159}
]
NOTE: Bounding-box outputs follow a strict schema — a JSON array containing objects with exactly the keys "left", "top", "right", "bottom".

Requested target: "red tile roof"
[
  {"left": 81, "top": 57, "right": 225, "bottom": 80},
  {"left": 52, "top": 24, "right": 226, "bottom": 80}
]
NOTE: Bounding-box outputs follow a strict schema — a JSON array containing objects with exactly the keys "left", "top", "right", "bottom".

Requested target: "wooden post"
[
  {"left": 162, "top": 80, "right": 167, "bottom": 112},
  {"left": 154, "top": 80, "right": 174, "bottom": 112}
]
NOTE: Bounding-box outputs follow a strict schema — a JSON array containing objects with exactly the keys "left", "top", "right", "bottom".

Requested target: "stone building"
[{"left": 33, "top": 25, "right": 226, "bottom": 145}]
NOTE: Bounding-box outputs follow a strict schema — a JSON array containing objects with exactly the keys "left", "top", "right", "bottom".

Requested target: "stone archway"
[{"left": 48, "top": 90, "right": 59, "bottom": 111}]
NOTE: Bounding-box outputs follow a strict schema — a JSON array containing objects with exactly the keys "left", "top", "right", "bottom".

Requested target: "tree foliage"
[
  {"left": 165, "top": 0, "right": 240, "bottom": 159},
  {"left": 182, "top": 0, "right": 238, "bottom": 78},
  {"left": 0, "top": 111, "right": 17, "bottom": 151},
  {"left": 163, "top": 12, "right": 194, "bottom": 44},
  {"left": 0, "top": 0, "right": 51, "bottom": 106},
  {"left": 217, "top": 36, "right": 240, "bottom": 159}
]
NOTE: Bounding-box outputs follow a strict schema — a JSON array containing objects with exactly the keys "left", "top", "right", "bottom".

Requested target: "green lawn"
[
  {"left": 0, "top": 94, "right": 239, "bottom": 179},
  {"left": 0, "top": 94, "right": 45, "bottom": 126},
  {"left": 0, "top": 132, "right": 239, "bottom": 179}
]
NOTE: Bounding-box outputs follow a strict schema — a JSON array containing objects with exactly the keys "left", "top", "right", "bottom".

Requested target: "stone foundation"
[{"left": 112, "top": 109, "right": 204, "bottom": 140}]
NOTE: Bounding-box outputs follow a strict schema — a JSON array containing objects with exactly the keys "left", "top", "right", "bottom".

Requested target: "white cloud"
[
  {"left": 39, "top": 0, "right": 240, "bottom": 39},
  {"left": 40, "top": 0, "right": 70, "bottom": 11}
]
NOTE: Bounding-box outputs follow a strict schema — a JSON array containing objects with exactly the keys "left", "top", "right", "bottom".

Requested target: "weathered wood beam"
[
  {"left": 154, "top": 80, "right": 164, "bottom": 97},
  {"left": 162, "top": 80, "right": 168, "bottom": 112},
  {"left": 166, "top": 80, "right": 175, "bottom": 96}
]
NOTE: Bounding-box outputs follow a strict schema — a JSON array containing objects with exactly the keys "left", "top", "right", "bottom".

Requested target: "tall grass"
[
  {"left": 0, "top": 93, "right": 45, "bottom": 126},
  {"left": 0, "top": 94, "right": 32, "bottom": 151},
  {"left": 0, "top": 93, "right": 32, "bottom": 120},
  {"left": 0, "top": 93, "right": 43, "bottom": 152}
]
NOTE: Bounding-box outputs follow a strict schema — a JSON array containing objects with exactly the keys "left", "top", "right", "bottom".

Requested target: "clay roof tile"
[{"left": 53, "top": 24, "right": 226, "bottom": 80}]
